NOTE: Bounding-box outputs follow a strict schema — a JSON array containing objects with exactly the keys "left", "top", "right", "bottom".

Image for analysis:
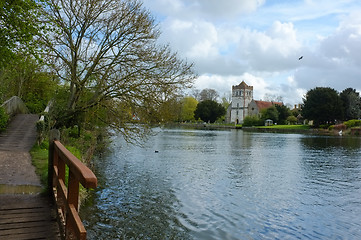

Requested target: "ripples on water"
[{"left": 80, "top": 129, "right": 361, "bottom": 239}]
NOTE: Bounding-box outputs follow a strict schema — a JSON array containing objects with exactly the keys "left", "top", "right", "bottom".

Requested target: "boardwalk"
[{"left": 0, "top": 114, "right": 60, "bottom": 239}]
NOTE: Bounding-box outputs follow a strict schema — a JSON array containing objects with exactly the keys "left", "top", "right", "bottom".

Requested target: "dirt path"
[{"left": 0, "top": 114, "right": 40, "bottom": 185}]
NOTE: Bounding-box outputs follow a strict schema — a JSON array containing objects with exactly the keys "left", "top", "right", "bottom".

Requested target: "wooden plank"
[
  {"left": 0, "top": 220, "right": 56, "bottom": 231},
  {"left": 0, "top": 214, "right": 52, "bottom": 225},
  {"left": 0, "top": 207, "right": 49, "bottom": 216},
  {"left": 0, "top": 222, "right": 58, "bottom": 236},
  {"left": 0, "top": 195, "right": 60, "bottom": 239}
]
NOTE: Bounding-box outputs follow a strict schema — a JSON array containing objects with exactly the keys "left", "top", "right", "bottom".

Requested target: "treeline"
[{"left": 243, "top": 87, "right": 361, "bottom": 127}]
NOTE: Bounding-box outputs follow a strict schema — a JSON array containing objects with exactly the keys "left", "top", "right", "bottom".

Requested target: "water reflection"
[{"left": 81, "top": 129, "right": 361, "bottom": 239}]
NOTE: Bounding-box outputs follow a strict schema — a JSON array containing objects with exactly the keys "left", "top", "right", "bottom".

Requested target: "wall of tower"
[{"left": 229, "top": 82, "right": 253, "bottom": 124}]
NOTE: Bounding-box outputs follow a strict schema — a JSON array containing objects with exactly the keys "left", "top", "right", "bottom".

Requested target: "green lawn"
[{"left": 257, "top": 125, "right": 310, "bottom": 130}]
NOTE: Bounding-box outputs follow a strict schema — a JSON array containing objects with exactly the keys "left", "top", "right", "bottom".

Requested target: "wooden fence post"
[{"left": 48, "top": 129, "right": 60, "bottom": 196}]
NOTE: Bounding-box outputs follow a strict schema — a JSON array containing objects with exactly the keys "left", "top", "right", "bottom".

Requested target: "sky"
[{"left": 142, "top": 0, "right": 361, "bottom": 106}]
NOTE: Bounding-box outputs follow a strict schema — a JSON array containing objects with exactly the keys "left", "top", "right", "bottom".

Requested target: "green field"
[{"left": 257, "top": 125, "right": 311, "bottom": 130}]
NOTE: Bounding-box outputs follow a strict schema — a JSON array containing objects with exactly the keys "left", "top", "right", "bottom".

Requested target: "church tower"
[{"left": 230, "top": 81, "right": 253, "bottom": 124}]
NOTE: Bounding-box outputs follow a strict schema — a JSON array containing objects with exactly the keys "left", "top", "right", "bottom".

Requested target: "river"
[{"left": 80, "top": 128, "right": 361, "bottom": 239}]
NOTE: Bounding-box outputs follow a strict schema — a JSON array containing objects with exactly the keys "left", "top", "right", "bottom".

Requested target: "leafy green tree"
[
  {"left": 181, "top": 96, "right": 198, "bottom": 121},
  {"left": 194, "top": 100, "right": 225, "bottom": 123},
  {"left": 0, "top": 0, "right": 44, "bottom": 67},
  {"left": 41, "top": 0, "right": 195, "bottom": 140},
  {"left": 0, "top": 56, "right": 58, "bottom": 113},
  {"left": 275, "top": 104, "right": 291, "bottom": 125},
  {"left": 340, "top": 88, "right": 361, "bottom": 120},
  {"left": 157, "top": 97, "right": 182, "bottom": 123},
  {"left": 302, "top": 87, "right": 342, "bottom": 126},
  {"left": 261, "top": 105, "right": 279, "bottom": 123}
]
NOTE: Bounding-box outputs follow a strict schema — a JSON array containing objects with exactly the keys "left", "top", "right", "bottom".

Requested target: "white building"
[{"left": 227, "top": 81, "right": 253, "bottom": 124}]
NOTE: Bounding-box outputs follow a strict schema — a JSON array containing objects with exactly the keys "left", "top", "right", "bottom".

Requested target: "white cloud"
[
  {"left": 144, "top": 0, "right": 265, "bottom": 20},
  {"left": 237, "top": 21, "right": 302, "bottom": 72},
  {"left": 143, "top": 0, "right": 361, "bottom": 105}
]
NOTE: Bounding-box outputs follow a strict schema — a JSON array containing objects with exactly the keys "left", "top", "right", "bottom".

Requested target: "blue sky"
[{"left": 143, "top": 0, "right": 361, "bottom": 105}]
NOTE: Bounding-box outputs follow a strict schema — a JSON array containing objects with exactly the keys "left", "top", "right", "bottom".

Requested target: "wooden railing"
[{"left": 49, "top": 130, "right": 97, "bottom": 240}]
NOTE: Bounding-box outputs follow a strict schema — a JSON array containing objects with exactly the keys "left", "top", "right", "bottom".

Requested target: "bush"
[
  {"left": 0, "top": 106, "right": 9, "bottom": 132},
  {"left": 344, "top": 119, "right": 361, "bottom": 128},
  {"left": 287, "top": 115, "right": 298, "bottom": 125},
  {"left": 243, "top": 115, "right": 263, "bottom": 127}
]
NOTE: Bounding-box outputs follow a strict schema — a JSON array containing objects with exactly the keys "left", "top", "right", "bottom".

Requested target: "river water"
[{"left": 80, "top": 128, "right": 361, "bottom": 239}]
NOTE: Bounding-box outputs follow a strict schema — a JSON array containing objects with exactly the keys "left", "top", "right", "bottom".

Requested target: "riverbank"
[{"left": 170, "top": 123, "right": 355, "bottom": 136}]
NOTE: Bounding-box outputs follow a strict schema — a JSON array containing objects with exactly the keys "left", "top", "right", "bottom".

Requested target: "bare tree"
[
  {"left": 200, "top": 88, "right": 219, "bottom": 102},
  {"left": 41, "top": 0, "right": 195, "bottom": 140},
  {"left": 263, "top": 93, "right": 283, "bottom": 103}
]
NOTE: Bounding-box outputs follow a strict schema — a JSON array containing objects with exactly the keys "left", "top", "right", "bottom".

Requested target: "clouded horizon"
[{"left": 143, "top": 0, "right": 361, "bottom": 106}]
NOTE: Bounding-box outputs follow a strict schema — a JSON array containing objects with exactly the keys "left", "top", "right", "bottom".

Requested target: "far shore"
[{"left": 165, "top": 123, "right": 359, "bottom": 137}]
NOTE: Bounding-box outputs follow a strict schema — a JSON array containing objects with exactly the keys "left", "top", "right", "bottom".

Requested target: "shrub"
[
  {"left": 0, "top": 106, "right": 9, "bottom": 132},
  {"left": 287, "top": 115, "right": 298, "bottom": 125},
  {"left": 243, "top": 115, "right": 263, "bottom": 127},
  {"left": 344, "top": 119, "right": 361, "bottom": 128}
]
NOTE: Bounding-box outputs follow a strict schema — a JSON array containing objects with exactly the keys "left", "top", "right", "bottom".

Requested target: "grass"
[
  {"left": 30, "top": 140, "right": 87, "bottom": 196},
  {"left": 257, "top": 124, "right": 311, "bottom": 130},
  {"left": 30, "top": 143, "right": 49, "bottom": 192}
]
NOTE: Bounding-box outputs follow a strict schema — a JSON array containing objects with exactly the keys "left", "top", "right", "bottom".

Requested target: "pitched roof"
[
  {"left": 254, "top": 101, "right": 283, "bottom": 110},
  {"left": 233, "top": 81, "right": 253, "bottom": 90}
]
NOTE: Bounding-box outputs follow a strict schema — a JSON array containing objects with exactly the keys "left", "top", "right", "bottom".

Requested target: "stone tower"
[{"left": 230, "top": 81, "right": 253, "bottom": 124}]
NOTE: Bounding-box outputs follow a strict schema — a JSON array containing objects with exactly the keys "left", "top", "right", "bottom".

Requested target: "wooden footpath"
[
  {"left": 0, "top": 114, "right": 60, "bottom": 239},
  {"left": 0, "top": 195, "right": 60, "bottom": 240}
]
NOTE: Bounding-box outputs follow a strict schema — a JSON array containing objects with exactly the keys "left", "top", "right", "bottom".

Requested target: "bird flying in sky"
[{"left": 299, "top": 56, "right": 303, "bottom": 60}]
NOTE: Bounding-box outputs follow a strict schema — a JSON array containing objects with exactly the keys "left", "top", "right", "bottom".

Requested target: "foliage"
[
  {"left": 243, "top": 115, "right": 263, "bottom": 127},
  {"left": 340, "top": 88, "right": 361, "bottom": 120},
  {"left": 302, "top": 87, "right": 342, "bottom": 127},
  {"left": 260, "top": 105, "right": 279, "bottom": 123},
  {"left": 180, "top": 96, "right": 198, "bottom": 121},
  {"left": 59, "top": 126, "right": 108, "bottom": 164},
  {"left": 0, "top": 0, "right": 45, "bottom": 68},
  {"left": 344, "top": 119, "right": 361, "bottom": 128},
  {"left": 0, "top": 107, "right": 9, "bottom": 132},
  {"left": 275, "top": 104, "right": 291, "bottom": 125},
  {"left": 287, "top": 115, "right": 298, "bottom": 125},
  {"left": 0, "top": 56, "right": 58, "bottom": 113},
  {"left": 41, "top": 0, "right": 195, "bottom": 142},
  {"left": 194, "top": 100, "right": 226, "bottom": 123},
  {"left": 30, "top": 142, "right": 49, "bottom": 189},
  {"left": 157, "top": 97, "right": 182, "bottom": 123}
]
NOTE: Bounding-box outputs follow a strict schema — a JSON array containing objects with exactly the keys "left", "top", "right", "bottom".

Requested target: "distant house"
[
  {"left": 248, "top": 100, "right": 283, "bottom": 118},
  {"left": 226, "top": 81, "right": 283, "bottom": 124}
]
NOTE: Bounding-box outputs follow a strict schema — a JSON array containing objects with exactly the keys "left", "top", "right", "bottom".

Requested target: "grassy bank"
[
  {"left": 256, "top": 125, "right": 311, "bottom": 130},
  {"left": 30, "top": 137, "right": 88, "bottom": 196},
  {"left": 30, "top": 142, "right": 49, "bottom": 191}
]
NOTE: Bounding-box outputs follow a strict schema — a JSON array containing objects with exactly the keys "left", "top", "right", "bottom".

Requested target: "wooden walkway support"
[{"left": 49, "top": 131, "right": 97, "bottom": 240}]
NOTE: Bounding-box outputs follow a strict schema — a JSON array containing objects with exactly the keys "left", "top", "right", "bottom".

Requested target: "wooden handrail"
[{"left": 50, "top": 137, "right": 97, "bottom": 240}]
